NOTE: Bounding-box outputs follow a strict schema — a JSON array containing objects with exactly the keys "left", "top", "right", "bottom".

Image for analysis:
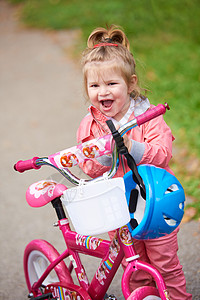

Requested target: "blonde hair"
[{"left": 82, "top": 25, "right": 143, "bottom": 100}]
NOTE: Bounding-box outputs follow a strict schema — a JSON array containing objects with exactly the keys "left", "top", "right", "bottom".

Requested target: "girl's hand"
[
  {"left": 115, "top": 125, "right": 132, "bottom": 153},
  {"left": 123, "top": 134, "right": 132, "bottom": 153}
]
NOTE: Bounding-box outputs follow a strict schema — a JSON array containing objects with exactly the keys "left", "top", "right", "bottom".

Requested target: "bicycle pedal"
[
  {"left": 28, "top": 292, "right": 54, "bottom": 300},
  {"left": 104, "top": 294, "right": 117, "bottom": 300}
]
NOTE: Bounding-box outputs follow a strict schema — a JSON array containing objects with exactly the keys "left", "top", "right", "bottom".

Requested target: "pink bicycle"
[{"left": 14, "top": 104, "right": 185, "bottom": 300}]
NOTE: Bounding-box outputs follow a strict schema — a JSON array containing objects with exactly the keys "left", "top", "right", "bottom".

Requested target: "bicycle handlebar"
[
  {"left": 118, "top": 103, "right": 169, "bottom": 136},
  {"left": 14, "top": 103, "right": 169, "bottom": 184},
  {"left": 136, "top": 103, "right": 169, "bottom": 126},
  {"left": 14, "top": 157, "right": 41, "bottom": 173}
]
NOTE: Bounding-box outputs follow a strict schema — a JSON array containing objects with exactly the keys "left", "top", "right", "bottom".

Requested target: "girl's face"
[{"left": 86, "top": 62, "right": 137, "bottom": 121}]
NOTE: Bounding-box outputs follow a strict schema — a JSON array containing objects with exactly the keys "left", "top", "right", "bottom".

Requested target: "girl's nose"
[{"left": 98, "top": 85, "right": 109, "bottom": 97}]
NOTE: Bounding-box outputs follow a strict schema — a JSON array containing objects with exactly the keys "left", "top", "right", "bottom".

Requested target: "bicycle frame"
[{"left": 27, "top": 197, "right": 169, "bottom": 300}]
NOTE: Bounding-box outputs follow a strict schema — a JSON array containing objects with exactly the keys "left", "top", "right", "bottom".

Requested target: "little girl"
[{"left": 77, "top": 25, "right": 192, "bottom": 300}]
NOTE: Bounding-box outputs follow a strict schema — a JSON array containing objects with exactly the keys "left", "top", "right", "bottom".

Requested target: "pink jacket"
[{"left": 77, "top": 104, "right": 174, "bottom": 178}]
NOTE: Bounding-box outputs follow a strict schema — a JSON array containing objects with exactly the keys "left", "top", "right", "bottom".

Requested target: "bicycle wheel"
[
  {"left": 127, "top": 286, "right": 161, "bottom": 300},
  {"left": 24, "top": 239, "right": 74, "bottom": 292}
]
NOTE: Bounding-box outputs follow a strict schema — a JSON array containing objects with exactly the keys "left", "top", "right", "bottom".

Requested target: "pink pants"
[{"left": 109, "top": 228, "right": 192, "bottom": 300}]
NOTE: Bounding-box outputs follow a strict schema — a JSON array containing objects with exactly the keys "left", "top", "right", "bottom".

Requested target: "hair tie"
[{"left": 93, "top": 43, "right": 118, "bottom": 48}]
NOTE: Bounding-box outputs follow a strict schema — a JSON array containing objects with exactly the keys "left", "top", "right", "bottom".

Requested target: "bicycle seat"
[{"left": 26, "top": 180, "right": 67, "bottom": 207}]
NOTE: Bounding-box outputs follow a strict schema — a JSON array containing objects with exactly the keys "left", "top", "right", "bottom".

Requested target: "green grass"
[
  {"left": 9, "top": 0, "right": 200, "bottom": 214},
  {"left": 9, "top": 0, "right": 199, "bottom": 43}
]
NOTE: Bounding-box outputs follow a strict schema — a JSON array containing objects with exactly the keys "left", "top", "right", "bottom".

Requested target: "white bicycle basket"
[{"left": 62, "top": 177, "right": 130, "bottom": 235}]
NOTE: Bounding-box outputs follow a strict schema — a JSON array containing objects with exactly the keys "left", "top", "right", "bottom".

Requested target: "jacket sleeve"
[{"left": 138, "top": 114, "right": 174, "bottom": 168}]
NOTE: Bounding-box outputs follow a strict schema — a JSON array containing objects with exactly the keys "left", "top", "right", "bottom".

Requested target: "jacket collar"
[
  {"left": 88, "top": 105, "right": 108, "bottom": 123},
  {"left": 88, "top": 104, "right": 137, "bottom": 128}
]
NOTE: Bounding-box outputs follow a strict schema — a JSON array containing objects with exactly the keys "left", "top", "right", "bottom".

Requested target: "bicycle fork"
[{"left": 117, "top": 226, "right": 170, "bottom": 300}]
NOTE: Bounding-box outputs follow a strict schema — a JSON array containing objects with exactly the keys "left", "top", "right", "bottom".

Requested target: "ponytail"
[{"left": 87, "top": 25, "right": 130, "bottom": 50}]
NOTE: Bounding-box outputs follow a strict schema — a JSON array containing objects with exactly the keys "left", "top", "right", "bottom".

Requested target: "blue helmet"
[{"left": 123, "top": 165, "right": 185, "bottom": 240}]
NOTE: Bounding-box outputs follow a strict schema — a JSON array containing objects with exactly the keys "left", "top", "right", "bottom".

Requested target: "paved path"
[{"left": 0, "top": 1, "right": 199, "bottom": 299}]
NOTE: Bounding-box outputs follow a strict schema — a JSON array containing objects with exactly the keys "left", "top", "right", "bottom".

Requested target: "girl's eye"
[
  {"left": 90, "top": 84, "right": 98, "bottom": 88},
  {"left": 108, "top": 82, "right": 117, "bottom": 86}
]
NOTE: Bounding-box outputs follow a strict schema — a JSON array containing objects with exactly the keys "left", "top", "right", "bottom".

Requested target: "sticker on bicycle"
[
  {"left": 96, "top": 262, "right": 109, "bottom": 285},
  {"left": 96, "top": 234, "right": 120, "bottom": 285},
  {"left": 49, "top": 284, "right": 81, "bottom": 300},
  {"left": 119, "top": 226, "right": 133, "bottom": 246},
  {"left": 109, "top": 233, "right": 120, "bottom": 261},
  {"left": 29, "top": 180, "right": 57, "bottom": 198},
  {"left": 78, "top": 268, "right": 89, "bottom": 285},
  {"left": 164, "top": 290, "right": 171, "bottom": 300},
  {"left": 76, "top": 234, "right": 102, "bottom": 250},
  {"left": 49, "top": 134, "right": 113, "bottom": 169}
]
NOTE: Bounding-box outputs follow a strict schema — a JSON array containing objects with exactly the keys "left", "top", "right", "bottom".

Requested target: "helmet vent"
[
  {"left": 163, "top": 215, "right": 177, "bottom": 226},
  {"left": 179, "top": 202, "right": 184, "bottom": 210},
  {"left": 165, "top": 184, "right": 179, "bottom": 194}
]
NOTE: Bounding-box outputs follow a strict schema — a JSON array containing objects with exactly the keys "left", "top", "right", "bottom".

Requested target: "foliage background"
[{"left": 9, "top": 0, "right": 200, "bottom": 217}]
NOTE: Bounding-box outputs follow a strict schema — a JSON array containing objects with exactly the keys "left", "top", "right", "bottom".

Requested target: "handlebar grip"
[
  {"left": 136, "top": 103, "right": 170, "bottom": 126},
  {"left": 14, "top": 157, "right": 41, "bottom": 173}
]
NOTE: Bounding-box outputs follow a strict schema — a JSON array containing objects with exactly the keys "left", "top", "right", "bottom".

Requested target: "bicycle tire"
[
  {"left": 127, "top": 286, "right": 161, "bottom": 300},
  {"left": 24, "top": 239, "right": 74, "bottom": 293}
]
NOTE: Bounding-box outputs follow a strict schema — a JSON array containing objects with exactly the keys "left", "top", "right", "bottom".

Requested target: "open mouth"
[{"left": 100, "top": 100, "right": 114, "bottom": 109}]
